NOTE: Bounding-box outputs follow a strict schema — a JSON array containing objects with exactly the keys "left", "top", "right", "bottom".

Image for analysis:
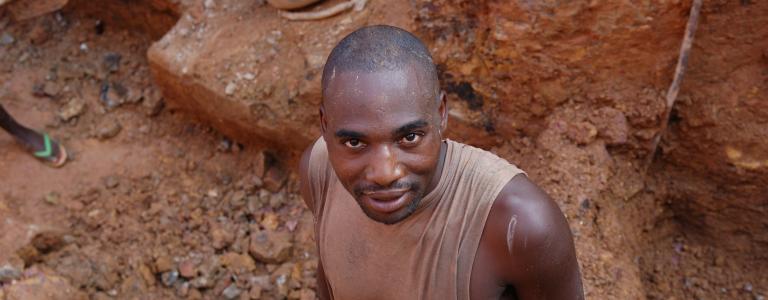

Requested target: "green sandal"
[{"left": 33, "top": 133, "right": 68, "bottom": 168}]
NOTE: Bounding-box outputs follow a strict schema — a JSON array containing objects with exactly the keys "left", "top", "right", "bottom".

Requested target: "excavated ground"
[{"left": 0, "top": 0, "right": 765, "bottom": 299}]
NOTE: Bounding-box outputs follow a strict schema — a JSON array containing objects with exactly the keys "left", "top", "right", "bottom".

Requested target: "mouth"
[{"left": 361, "top": 189, "right": 411, "bottom": 214}]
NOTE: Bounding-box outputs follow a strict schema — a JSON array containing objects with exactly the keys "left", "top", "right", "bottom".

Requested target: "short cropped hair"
[{"left": 321, "top": 25, "right": 439, "bottom": 101}]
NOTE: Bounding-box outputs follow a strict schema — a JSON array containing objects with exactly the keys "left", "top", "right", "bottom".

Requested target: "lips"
[{"left": 362, "top": 189, "right": 410, "bottom": 214}]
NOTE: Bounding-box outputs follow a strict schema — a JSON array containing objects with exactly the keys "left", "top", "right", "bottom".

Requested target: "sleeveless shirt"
[{"left": 307, "top": 138, "right": 525, "bottom": 300}]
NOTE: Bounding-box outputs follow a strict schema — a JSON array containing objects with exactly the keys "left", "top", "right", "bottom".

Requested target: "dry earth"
[{"left": 0, "top": 0, "right": 766, "bottom": 299}]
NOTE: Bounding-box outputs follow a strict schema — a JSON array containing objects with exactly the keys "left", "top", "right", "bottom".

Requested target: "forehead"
[{"left": 323, "top": 67, "right": 436, "bottom": 131}]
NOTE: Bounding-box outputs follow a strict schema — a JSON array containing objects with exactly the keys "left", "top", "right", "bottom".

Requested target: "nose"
[{"left": 365, "top": 144, "right": 405, "bottom": 187}]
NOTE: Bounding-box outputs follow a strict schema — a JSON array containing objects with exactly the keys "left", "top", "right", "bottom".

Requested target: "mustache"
[{"left": 353, "top": 181, "right": 419, "bottom": 196}]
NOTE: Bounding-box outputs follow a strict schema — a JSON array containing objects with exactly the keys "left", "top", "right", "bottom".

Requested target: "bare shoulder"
[
  {"left": 480, "top": 174, "right": 584, "bottom": 298},
  {"left": 299, "top": 143, "right": 315, "bottom": 212}
]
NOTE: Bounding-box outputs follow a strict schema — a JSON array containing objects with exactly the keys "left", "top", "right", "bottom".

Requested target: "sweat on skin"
[{"left": 300, "top": 24, "right": 584, "bottom": 299}]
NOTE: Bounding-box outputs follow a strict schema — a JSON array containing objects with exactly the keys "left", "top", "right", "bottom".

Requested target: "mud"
[{"left": 0, "top": 0, "right": 766, "bottom": 299}]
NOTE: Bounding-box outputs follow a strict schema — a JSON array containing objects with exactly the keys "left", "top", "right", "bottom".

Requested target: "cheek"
[
  {"left": 327, "top": 147, "right": 366, "bottom": 184},
  {"left": 403, "top": 139, "right": 441, "bottom": 175}
]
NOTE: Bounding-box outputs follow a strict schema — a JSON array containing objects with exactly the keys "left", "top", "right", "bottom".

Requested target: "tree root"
[
  {"left": 279, "top": 0, "right": 367, "bottom": 21},
  {"left": 644, "top": 0, "right": 703, "bottom": 173}
]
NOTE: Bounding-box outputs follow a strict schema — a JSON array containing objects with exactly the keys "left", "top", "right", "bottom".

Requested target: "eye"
[
  {"left": 344, "top": 139, "right": 366, "bottom": 149},
  {"left": 400, "top": 133, "right": 422, "bottom": 145}
]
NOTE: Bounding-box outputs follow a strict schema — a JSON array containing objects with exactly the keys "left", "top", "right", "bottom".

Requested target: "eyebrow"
[
  {"left": 335, "top": 129, "right": 365, "bottom": 139},
  {"left": 393, "top": 120, "right": 429, "bottom": 137},
  {"left": 334, "top": 119, "right": 430, "bottom": 140}
]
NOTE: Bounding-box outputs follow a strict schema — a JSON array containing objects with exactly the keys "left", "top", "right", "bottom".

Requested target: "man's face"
[{"left": 321, "top": 66, "right": 446, "bottom": 224}]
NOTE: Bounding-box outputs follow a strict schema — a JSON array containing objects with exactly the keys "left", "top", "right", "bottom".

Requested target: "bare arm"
[
  {"left": 299, "top": 144, "right": 332, "bottom": 300},
  {"left": 482, "top": 175, "right": 584, "bottom": 299}
]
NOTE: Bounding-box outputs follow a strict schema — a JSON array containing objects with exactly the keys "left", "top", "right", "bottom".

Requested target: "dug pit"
[{"left": 0, "top": 0, "right": 765, "bottom": 299}]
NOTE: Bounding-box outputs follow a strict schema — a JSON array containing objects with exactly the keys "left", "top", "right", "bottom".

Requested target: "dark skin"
[
  {"left": 299, "top": 66, "right": 584, "bottom": 299},
  {"left": 0, "top": 103, "right": 66, "bottom": 167}
]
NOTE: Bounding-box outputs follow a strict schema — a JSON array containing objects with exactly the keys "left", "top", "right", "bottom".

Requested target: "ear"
[
  {"left": 319, "top": 105, "right": 327, "bottom": 134},
  {"left": 438, "top": 90, "right": 448, "bottom": 134}
]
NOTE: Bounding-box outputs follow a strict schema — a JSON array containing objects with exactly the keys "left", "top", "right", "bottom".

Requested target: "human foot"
[{"left": 17, "top": 131, "right": 68, "bottom": 168}]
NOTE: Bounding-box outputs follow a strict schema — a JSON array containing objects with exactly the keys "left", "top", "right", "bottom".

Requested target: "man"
[
  {"left": 0, "top": 103, "right": 67, "bottom": 167},
  {"left": 299, "top": 25, "right": 583, "bottom": 299}
]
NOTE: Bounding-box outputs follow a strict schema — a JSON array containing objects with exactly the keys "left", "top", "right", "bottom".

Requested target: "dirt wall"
[{"left": 659, "top": 0, "right": 768, "bottom": 258}]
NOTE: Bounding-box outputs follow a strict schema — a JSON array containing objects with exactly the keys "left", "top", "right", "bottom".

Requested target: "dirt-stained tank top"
[{"left": 307, "top": 138, "right": 525, "bottom": 300}]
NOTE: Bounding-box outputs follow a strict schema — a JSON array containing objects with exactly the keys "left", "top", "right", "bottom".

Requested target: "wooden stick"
[
  {"left": 280, "top": 0, "right": 367, "bottom": 21},
  {"left": 644, "top": 0, "right": 703, "bottom": 172}
]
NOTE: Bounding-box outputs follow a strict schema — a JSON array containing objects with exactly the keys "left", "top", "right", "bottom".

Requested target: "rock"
[
  {"left": 247, "top": 195, "right": 263, "bottom": 214},
  {"left": 211, "top": 222, "right": 235, "bottom": 250},
  {"left": 271, "top": 263, "right": 295, "bottom": 298},
  {"left": 260, "top": 212, "right": 280, "bottom": 230},
  {"left": 178, "top": 259, "right": 198, "bottom": 278},
  {"left": 42, "top": 81, "right": 61, "bottom": 97},
  {"left": 248, "top": 285, "right": 263, "bottom": 299},
  {"left": 249, "top": 274, "right": 271, "bottom": 289},
  {"left": 32, "top": 83, "right": 47, "bottom": 97},
  {"left": 4, "top": 273, "right": 86, "bottom": 300},
  {"left": 103, "top": 175, "right": 119, "bottom": 189},
  {"left": 0, "top": 263, "right": 22, "bottom": 283},
  {"left": 589, "top": 107, "right": 629, "bottom": 145},
  {"left": 6, "top": 0, "right": 68, "bottom": 21},
  {"left": 97, "top": 120, "right": 122, "bottom": 140},
  {"left": 225, "top": 82, "right": 236, "bottom": 95},
  {"left": 190, "top": 275, "right": 214, "bottom": 289},
  {"left": 101, "top": 81, "right": 129, "bottom": 108},
  {"left": 249, "top": 229, "right": 293, "bottom": 264},
  {"left": 44, "top": 191, "right": 60, "bottom": 204},
  {"left": 268, "top": 192, "right": 287, "bottom": 209},
  {"left": 744, "top": 282, "right": 753, "bottom": 292},
  {"left": 138, "top": 264, "right": 156, "bottom": 286},
  {"left": 566, "top": 121, "right": 598, "bottom": 145},
  {"left": 222, "top": 283, "right": 242, "bottom": 299},
  {"left": 161, "top": 270, "right": 179, "bottom": 287},
  {"left": 58, "top": 98, "right": 86, "bottom": 121},
  {"left": 263, "top": 166, "right": 287, "bottom": 193},
  {"left": 212, "top": 276, "right": 233, "bottom": 298},
  {"left": 154, "top": 255, "right": 174, "bottom": 273},
  {"left": 230, "top": 190, "right": 247, "bottom": 207},
  {"left": 634, "top": 128, "right": 657, "bottom": 140},
  {"left": 120, "top": 273, "right": 148, "bottom": 298},
  {"left": 220, "top": 252, "right": 256, "bottom": 272},
  {"left": 103, "top": 52, "right": 122, "bottom": 73},
  {"left": 142, "top": 87, "right": 164, "bottom": 116},
  {"left": 175, "top": 281, "right": 190, "bottom": 297},
  {"left": 218, "top": 137, "right": 232, "bottom": 152},
  {"left": 53, "top": 254, "right": 95, "bottom": 288},
  {"left": 0, "top": 32, "right": 14, "bottom": 45},
  {"left": 299, "top": 288, "right": 316, "bottom": 300}
]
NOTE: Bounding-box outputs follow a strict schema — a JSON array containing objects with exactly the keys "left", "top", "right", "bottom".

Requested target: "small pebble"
[
  {"left": 97, "top": 121, "right": 122, "bottom": 140},
  {"left": 744, "top": 282, "right": 753, "bottom": 292},
  {"left": 44, "top": 192, "right": 60, "bottom": 205},
  {"left": 0, "top": 32, "right": 14, "bottom": 45},
  {"left": 0, "top": 264, "right": 22, "bottom": 283},
  {"left": 224, "top": 82, "right": 236, "bottom": 95},
  {"left": 103, "top": 175, "right": 119, "bottom": 189},
  {"left": 222, "top": 283, "right": 241, "bottom": 299},
  {"left": 218, "top": 137, "right": 232, "bottom": 152},
  {"left": 79, "top": 43, "right": 88, "bottom": 51},
  {"left": 161, "top": 270, "right": 179, "bottom": 287}
]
